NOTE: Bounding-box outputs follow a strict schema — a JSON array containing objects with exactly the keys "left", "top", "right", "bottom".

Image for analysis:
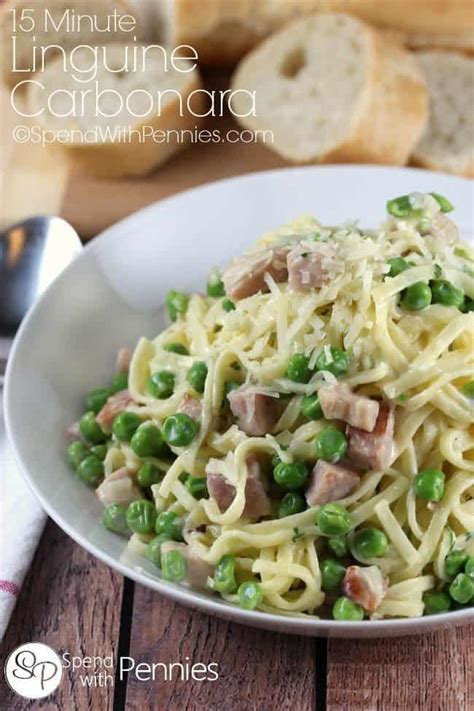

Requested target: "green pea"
[
  {"left": 279, "top": 492, "right": 307, "bottom": 518},
  {"left": 238, "top": 581, "right": 263, "bottom": 610},
  {"left": 187, "top": 361, "right": 208, "bottom": 393},
  {"left": 430, "top": 192, "right": 454, "bottom": 213},
  {"left": 161, "top": 549, "right": 187, "bottom": 582},
  {"left": 214, "top": 554, "right": 237, "bottom": 594},
  {"left": 332, "top": 596, "right": 364, "bottom": 621},
  {"left": 185, "top": 475, "right": 209, "bottom": 500},
  {"left": 423, "top": 590, "right": 451, "bottom": 615},
  {"left": 316, "top": 503, "right": 351, "bottom": 536},
  {"left": 273, "top": 461, "right": 308, "bottom": 490},
  {"left": 301, "top": 394, "right": 323, "bottom": 420},
  {"left": 77, "top": 455, "right": 104, "bottom": 487},
  {"left": 148, "top": 371, "right": 175, "bottom": 399},
  {"left": 315, "top": 426, "right": 347, "bottom": 462},
  {"left": 321, "top": 559, "right": 346, "bottom": 591},
  {"left": 67, "top": 441, "right": 89, "bottom": 469},
  {"left": 401, "top": 283, "right": 432, "bottom": 311},
  {"left": 461, "top": 381, "right": 474, "bottom": 399},
  {"left": 286, "top": 353, "right": 313, "bottom": 383},
  {"left": 328, "top": 536, "right": 348, "bottom": 559},
  {"left": 430, "top": 280, "right": 464, "bottom": 309},
  {"left": 131, "top": 422, "right": 167, "bottom": 458},
  {"left": 354, "top": 528, "right": 388, "bottom": 559},
  {"left": 207, "top": 273, "right": 225, "bottom": 298},
  {"left": 166, "top": 289, "right": 189, "bottom": 322},
  {"left": 86, "top": 387, "right": 110, "bottom": 414},
  {"left": 387, "top": 257, "right": 412, "bottom": 278},
  {"left": 79, "top": 411, "right": 106, "bottom": 444},
  {"left": 222, "top": 297, "right": 236, "bottom": 312},
  {"left": 414, "top": 469, "right": 445, "bottom": 502},
  {"left": 449, "top": 573, "right": 474, "bottom": 604},
  {"left": 445, "top": 551, "right": 469, "bottom": 579},
  {"left": 163, "top": 342, "right": 189, "bottom": 355},
  {"left": 110, "top": 373, "right": 128, "bottom": 393},
  {"left": 386, "top": 195, "right": 415, "bottom": 218},
  {"left": 146, "top": 533, "right": 170, "bottom": 567},
  {"left": 125, "top": 500, "right": 157, "bottom": 534},
  {"left": 137, "top": 462, "right": 161, "bottom": 488},
  {"left": 112, "top": 412, "right": 142, "bottom": 442},
  {"left": 91, "top": 444, "right": 107, "bottom": 461},
  {"left": 155, "top": 511, "right": 183, "bottom": 541},
  {"left": 465, "top": 557, "right": 474, "bottom": 579},
  {"left": 315, "top": 346, "right": 349, "bottom": 377},
  {"left": 101, "top": 503, "right": 129, "bottom": 536},
  {"left": 163, "top": 413, "right": 199, "bottom": 447}
]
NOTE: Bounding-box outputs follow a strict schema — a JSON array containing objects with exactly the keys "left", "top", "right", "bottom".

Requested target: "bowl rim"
[{"left": 4, "top": 164, "right": 474, "bottom": 636}]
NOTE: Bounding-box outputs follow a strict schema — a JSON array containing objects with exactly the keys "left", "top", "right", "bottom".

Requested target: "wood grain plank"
[
  {"left": 327, "top": 626, "right": 474, "bottom": 710},
  {"left": 0, "top": 520, "right": 122, "bottom": 711},
  {"left": 125, "top": 584, "right": 318, "bottom": 711}
]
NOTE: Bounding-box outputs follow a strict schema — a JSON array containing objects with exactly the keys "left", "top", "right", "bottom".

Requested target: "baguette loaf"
[
  {"left": 0, "top": 0, "right": 144, "bottom": 87},
  {"left": 230, "top": 13, "right": 428, "bottom": 166},
  {"left": 161, "top": 0, "right": 473, "bottom": 65},
  {"left": 26, "top": 43, "right": 204, "bottom": 178},
  {"left": 412, "top": 52, "right": 474, "bottom": 178}
]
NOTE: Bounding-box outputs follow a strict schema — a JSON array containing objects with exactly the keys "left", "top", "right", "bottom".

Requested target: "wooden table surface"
[{"left": 1, "top": 519, "right": 472, "bottom": 710}]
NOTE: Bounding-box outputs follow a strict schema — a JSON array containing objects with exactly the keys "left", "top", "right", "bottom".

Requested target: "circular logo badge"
[{"left": 4, "top": 642, "right": 63, "bottom": 699}]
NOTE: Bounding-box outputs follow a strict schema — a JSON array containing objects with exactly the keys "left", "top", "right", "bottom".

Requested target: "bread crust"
[{"left": 230, "top": 14, "right": 428, "bottom": 166}]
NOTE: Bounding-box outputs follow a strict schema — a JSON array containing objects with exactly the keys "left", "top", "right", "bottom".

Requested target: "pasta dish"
[{"left": 66, "top": 191, "right": 474, "bottom": 620}]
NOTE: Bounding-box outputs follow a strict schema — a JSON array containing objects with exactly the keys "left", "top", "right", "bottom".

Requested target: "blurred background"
[{"left": 1, "top": 0, "right": 473, "bottom": 241}]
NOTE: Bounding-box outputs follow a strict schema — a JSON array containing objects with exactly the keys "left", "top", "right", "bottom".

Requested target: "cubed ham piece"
[
  {"left": 347, "top": 403, "right": 395, "bottom": 472},
  {"left": 96, "top": 390, "right": 135, "bottom": 432},
  {"left": 178, "top": 393, "right": 202, "bottom": 421},
  {"left": 318, "top": 384, "right": 380, "bottom": 433},
  {"left": 222, "top": 247, "right": 289, "bottom": 300},
  {"left": 206, "top": 455, "right": 271, "bottom": 519},
  {"left": 96, "top": 467, "right": 142, "bottom": 507},
  {"left": 227, "top": 384, "right": 280, "bottom": 436},
  {"left": 342, "top": 565, "right": 388, "bottom": 613},
  {"left": 306, "top": 460, "right": 359, "bottom": 506},
  {"left": 287, "top": 244, "right": 332, "bottom": 291},
  {"left": 160, "top": 541, "right": 213, "bottom": 590},
  {"left": 116, "top": 347, "right": 132, "bottom": 374},
  {"left": 430, "top": 213, "right": 459, "bottom": 244}
]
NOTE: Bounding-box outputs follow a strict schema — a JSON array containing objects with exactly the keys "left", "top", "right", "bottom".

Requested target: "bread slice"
[
  {"left": 412, "top": 52, "right": 474, "bottom": 178},
  {"left": 0, "top": 0, "right": 144, "bottom": 87},
  {"left": 230, "top": 13, "right": 428, "bottom": 165},
  {"left": 26, "top": 43, "right": 204, "bottom": 178}
]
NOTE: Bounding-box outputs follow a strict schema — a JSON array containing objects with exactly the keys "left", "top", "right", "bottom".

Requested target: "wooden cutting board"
[{"left": 1, "top": 72, "right": 287, "bottom": 239}]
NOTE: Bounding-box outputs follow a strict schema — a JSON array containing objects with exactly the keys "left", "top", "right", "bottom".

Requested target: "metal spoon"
[{"left": 0, "top": 216, "right": 82, "bottom": 384}]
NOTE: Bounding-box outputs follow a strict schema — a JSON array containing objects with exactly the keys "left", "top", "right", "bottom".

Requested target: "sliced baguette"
[
  {"left": 412, "top": 52, "right": 474, "bottom": 178},
  {"left": 230, "top": 13, "right": 428, "bottom": 165},
  {"left": 26, "top": 43, "right": 204, "bottom": 178},
  {"left": 0, "top": 0, "right": 143, "bottom": 87},
  {"left": 159, "top": 0, "right": 473, "bottom": 65}
]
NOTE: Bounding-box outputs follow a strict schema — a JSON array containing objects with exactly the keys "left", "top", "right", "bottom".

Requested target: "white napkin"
[{"left": 0, "top": 392, "right": 47, "bottom": 640}]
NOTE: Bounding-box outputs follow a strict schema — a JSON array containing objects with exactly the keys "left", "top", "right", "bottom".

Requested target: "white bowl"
[{"left": 5, "top": 166, "right": 474, "bottom": 638}]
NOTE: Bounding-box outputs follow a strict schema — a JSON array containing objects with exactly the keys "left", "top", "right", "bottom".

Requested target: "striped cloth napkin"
[{"left": 0, "top": 392, "right": 46, "bottom": 639}]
